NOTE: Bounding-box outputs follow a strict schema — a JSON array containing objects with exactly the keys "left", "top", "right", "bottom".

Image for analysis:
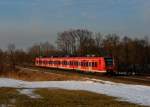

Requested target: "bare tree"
[
  {"left": 28, "top": 42, "right": 56, "bottom": 61},
  {"left": 102, "top": 33, "right": 120, "bottom": 56},
  {"left": 95, "top": 32, "right": 103, "bottom": 48},
  {"left": 0, "top": 49, "right": 4, "bottom": 72},
  {"left": 15, "top": 49, "right": 29, "bottom": 65},
  {"left": 94, "top": 32, "right": 106, "bottom": 56},
  {"left": 56, "top": 29, "right": 93, "bottom": 56},
  {"left": 7, "top": 44, "right": 16, "bottom": 71}
]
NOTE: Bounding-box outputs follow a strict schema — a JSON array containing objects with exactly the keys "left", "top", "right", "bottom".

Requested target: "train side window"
[
  {"left": 92, "top": 62, "right": 94, "bottom": 67},
  {"left": 64, "top": 61, "right": 66, "bottom": 65},
  {"left": 40, "top": 61, "right": 42, "bottom": 64},
  {"left": 71, "top": 61, "right": 73, "bottom": 66},
  {"left": 78, "top": 62, "right": 80, "bottom": 66},
  {"left": 86, "top": 62, "right": 88, "bottom": 67},
  {"left": 82, "top": 62, "right": 84, "bottom": 66},
  {"left": 83, "top": 62, "right": 85, "bottom": 67},
  {"left": 50, "top": 61, "right": 52, "bottom": 64},
  {"left": 92, "top": 62, "right": 97, "bottom": 67},
  {"left": 57, "top": 61, "right": 60, "bottom": 65},
  {"left": 95, "top": 62, "right": 98, "bottom": 67},
  {"left": 65, "top": 61, "right": 68, "bottom": 65},
  {"left": 73, "top": 61, "right": 76, "bottom": 66},
  {"left": 89, "top": 62, "right": 92, "bottom": 67},
  {"left": 70, "top": 61, "right": 72, "bottom": 65},
  {"left": 83, "top": 62, "right": 86, "bottom": 67},
  {"left": 76, "top": 62, "right": 78, "bottom": 66},
  {"left": 81, "top": 62, "right": 83, "bottom": 66},
  {"left": 62, "top": 61, "right": 64, "bottom": 65}
]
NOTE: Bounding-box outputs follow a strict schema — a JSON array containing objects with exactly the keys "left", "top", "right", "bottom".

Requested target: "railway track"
[{"left": 18, "top": 65, "right": 150, "bottom": 86}]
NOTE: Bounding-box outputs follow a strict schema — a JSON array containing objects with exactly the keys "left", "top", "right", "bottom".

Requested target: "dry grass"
[
  {"left": 0, "top": 66, "right": 149, "bottom": 86},
  {"left": 33, "top": 89, "right": 144, "bottom": 107},
  {"left": 0, "top": 66, "right": 150, "bottom": 87},
  {"left": 0, "top": 88, "right": 145, "bottom": 107},
  {"left": 0, "top": 68, "right": 83, "bottom": 81}
]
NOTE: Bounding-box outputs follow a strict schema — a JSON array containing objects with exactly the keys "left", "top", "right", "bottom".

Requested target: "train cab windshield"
[{"left": 104, "top": 57, "right": 113, "bottom": 67}]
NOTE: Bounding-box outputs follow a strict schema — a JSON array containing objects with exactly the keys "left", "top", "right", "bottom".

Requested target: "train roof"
[{"left": 36, "top": 56, "right": 113, "bottom": 60}]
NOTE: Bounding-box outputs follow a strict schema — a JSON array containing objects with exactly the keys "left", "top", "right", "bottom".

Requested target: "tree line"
[
  {"left": 0, "top": 29, "right": 150, "bottom": 73},
  {"left": 56, "top": 29, "right": 150, "bottom": 73}
]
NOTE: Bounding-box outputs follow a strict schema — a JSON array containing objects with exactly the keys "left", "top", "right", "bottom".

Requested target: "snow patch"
[
  {"left": 0, "top": 78, "right": 150, "bottom": 106},
  {"left": 17, "top": 89, "right": 41, "bottom": 99}
]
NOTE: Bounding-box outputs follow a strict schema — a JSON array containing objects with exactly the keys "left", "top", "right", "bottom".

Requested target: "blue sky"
[{"left": 0, "top": 0, "right": 150, "bottom": 49}]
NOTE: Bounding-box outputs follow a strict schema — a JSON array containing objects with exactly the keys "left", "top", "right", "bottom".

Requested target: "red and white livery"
[{"left": 35, "top": 57, "right": 115, "bottom": 73}]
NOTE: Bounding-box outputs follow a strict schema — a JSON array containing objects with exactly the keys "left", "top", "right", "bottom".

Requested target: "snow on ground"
[
  {"left": 0, "top": 78, "right": 150, "bottom": 106},
  {"left": 17, "top": 89, "right": 41, "bottom": 99}
]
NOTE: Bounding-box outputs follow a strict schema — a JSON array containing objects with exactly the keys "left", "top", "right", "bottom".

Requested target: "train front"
[{"left": 104, "top": 57, "right": 115, "bottom": 74}]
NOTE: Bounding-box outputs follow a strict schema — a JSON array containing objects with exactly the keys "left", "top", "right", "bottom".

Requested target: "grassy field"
[
  {"left": 0, "top": 88, "right": 145, "bottom": 107},
  {"left": 0, "top": 66, "right": 149, "bottom": 86},
  {"left": 0, "top": 68, "right": 84, "bottom": 81},
  {"left": 0, "top": 67, "right": 148, "bottom": 107},
  {"left": 5, "top": 66, "right": 149, "bottom": 86}
]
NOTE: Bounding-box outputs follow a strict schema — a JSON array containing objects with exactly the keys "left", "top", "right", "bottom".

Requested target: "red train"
[{"left": 35, "top": 56, "right": 115, "bottom": 73}]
